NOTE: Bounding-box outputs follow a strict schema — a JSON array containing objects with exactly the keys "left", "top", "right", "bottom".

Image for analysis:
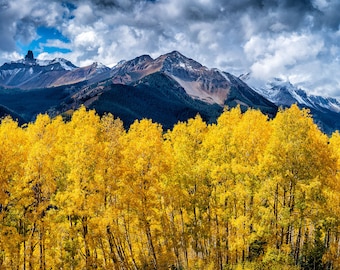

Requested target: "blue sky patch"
[{"left": 17, "top": 26, "right": 71, "bottom": 57}]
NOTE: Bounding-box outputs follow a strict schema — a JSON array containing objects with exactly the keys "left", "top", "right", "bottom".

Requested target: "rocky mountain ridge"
[
  {"left": 0, "top": 50, "right": 109, "bottom": 89},
  {"left": 247, "top": 77, "right": 340, "bottom": 133},
  {"left": 108, "top": 51, "right": 276, "bottom": 113},
  {"left": 0, "top": 50, "right": 339, "bottom": 133},
  {"left": 253, "top": 77, "right": 340, "bottom": 113}
]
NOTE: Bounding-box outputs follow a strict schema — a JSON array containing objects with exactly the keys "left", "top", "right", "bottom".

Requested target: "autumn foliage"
[{"left": 1, "top": 104, "right": 340, "bottom": 269}]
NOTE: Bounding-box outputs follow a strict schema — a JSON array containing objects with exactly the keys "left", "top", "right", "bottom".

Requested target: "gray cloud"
[
  {"left": 0, "top": 6, "right": 16, "bottom": 50},
  {"left": 1, "top": 0, "right": 340, "bottom": 97}
]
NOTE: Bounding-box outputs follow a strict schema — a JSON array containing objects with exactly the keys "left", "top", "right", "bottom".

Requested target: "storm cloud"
[{"left": 0, "top": 0, "right": 340, "bottom": 97}]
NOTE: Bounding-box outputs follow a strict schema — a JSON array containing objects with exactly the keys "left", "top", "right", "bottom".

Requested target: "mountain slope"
[
  {"left": 0, "top": 84, "right": 80, "bottom": 122},
  {"left": 0, "top": 51, "right": 278, "bottom": 129},
  {"left": 51, "top": 62, "right": 111, "bottom": 87},
  {"left": 0, "top": 103, "right": 26, "bottom": 124},
  {"left": 108, "top": 51, "right": 277, "bottom": 113},
  {"left": 222, "top": 73, "right": 277, "bottom": 117},
  {"left": 54, "top": 51, "right": 276, "bottom": 129},
  {"left": 8, "top": 50, "right": 340, "bottom": 132},
  {"left": 252, "top": 77, "right": 340, "bottom": 133},
  {"left": 88, "top": 72, "right": 223, "bottom": 129}
]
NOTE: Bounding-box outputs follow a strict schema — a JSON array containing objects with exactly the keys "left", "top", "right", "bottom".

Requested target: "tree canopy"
[{"left": 0, "top": 104, "right": 339, "bottom": 269}]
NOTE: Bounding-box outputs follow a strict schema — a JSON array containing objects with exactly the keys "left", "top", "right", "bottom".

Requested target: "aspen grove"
[{"left": 1, "top": 105, "right": 340, "bottom": 269}]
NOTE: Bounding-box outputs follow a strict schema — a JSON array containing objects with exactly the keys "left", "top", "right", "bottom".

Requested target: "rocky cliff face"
[{"left": 25, "top": 50, "right": 34, "bottom": 61}]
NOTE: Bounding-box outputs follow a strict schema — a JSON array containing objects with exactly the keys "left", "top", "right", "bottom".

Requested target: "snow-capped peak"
[
  {"left": 112, "top": 60, "right": 127, "bottom": 69},
  {"left": 249, "top": 76, "right": 340, "bottom": 113},
  {"left": 39, "top": 58, "right": 77, "bottom": 71},
  {"left": 162, "top": 51, "right": 203, "bottom": 71},
  {"left": 6, "top": 57, "right": 77, "bottom": 71},
  {"left": 214, "top": 69, "right": 231, "bottom": 83},
  {"left": 93, "top": 62, "right": 107, "bottom": 69},
  {"left": 4, "top": 51, "right": 77, "bottom": 71},
  {"left": 90, "top": 62, "right": 110, "bottom": 73}
]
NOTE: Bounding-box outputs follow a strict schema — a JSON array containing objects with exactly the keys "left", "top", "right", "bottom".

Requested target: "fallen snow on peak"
[
  {"left": 257, "top": 78, "right": 313, "bottom": 107},
  {"left": 251, "top": 77, "right": 340, "bottom": 113},
  {"left": 176, "top": 60, "right": 195, "bottom": 71},
  {"left": 50, "top": 58, "right": 77, "bottom": 70},
  {"left": 308, "top": 94, "right": 340, "bottom": 113},
  {"left": 112, "top": 60, "right": 127, "bottom": 69},
  {"left": 163, "top": 51, "right": 203, "bottom": 71},
  {"left": 34, "top": 58, "right": 77, "bottom": 70},
  {"left": 239, "top": 72, "right": 251, "bottom": 81},
  {"left": 92, "top": 62, "right": 110, "bottom": 72},
  {"left": 94, "top": 62, "right": 106, "bottom": 68},
  {"left": 214, "top": 69, "right": 231, "bottom": 83}
]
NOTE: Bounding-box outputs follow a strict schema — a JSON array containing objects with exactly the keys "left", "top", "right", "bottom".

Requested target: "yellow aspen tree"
[
  {"left": 119, "top": 119, "right": 169, "bottom": 269},
  {"left": 54, "top": 106, "right": 103, "bottom": 269},
  {"left": 97, "top": 113, "right": 129, "bottom": 269},
  {"left": 20, "top": 114, "right": 61, "bottom": 270},
  {"left": 324, "top": 132, "right": 340, "bottom": 268},
  {"left": 259, "top": 104, "right": 334, "bottom": 266},
  {"left": 228, "top": 109, "right": 271, "bottom": 263},
  {"left": 165, "top": 115, "right": 209, "bottom": 268},
  {"left": 201, "top": 106, "right": 242, "bottom": 266},
  {"left": 38, "top": 115, "right": 70, "bottom": 269},
  {"left": 0, "top": 117, "right": 27, "bottom": 268},
  {"left": 162, "top": 132, "right": 188, "bottom": 270}
]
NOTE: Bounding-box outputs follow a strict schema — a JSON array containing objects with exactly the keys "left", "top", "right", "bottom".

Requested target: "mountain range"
[{"left": 0, "top": 50, "right": 339, "bottom": 133}]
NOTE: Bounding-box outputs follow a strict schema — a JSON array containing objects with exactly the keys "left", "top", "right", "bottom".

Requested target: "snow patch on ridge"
[
  {"left": 215, "top": 69, "right": 231, "bottom": 83},
  {"left": 251, "top": 77, "right": 340, "bottom": 113}
]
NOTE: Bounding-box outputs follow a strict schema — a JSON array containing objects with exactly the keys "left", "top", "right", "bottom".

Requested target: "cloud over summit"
[{"left": 0, "top": 0, "right": 340, "bottom": 97}]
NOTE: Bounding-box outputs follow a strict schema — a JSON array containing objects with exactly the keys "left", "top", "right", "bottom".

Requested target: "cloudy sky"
[{"left": 0, "top": 0, "right": 340, "bottom": 97}]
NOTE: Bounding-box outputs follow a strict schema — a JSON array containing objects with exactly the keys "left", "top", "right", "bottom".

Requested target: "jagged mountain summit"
[
  {"left": 249, "top": 77, "right": 340, "bottom": 133},
  {"left": 25, "top": 50, "right": 34, "bottom": 61},
  {"left": 1, "top": 50, "right": 340, "bottom": 133},
  {"left": 253, "top": 78, "right": 340, "bottom": 112},
  {"left": 0, "top": 51, "right": 109, "bottom": 89},
  {"left": 62, "top": 50, "right": 276, "bottom": 128},
  {"left": 109, "top": 51, "right": 229, "bottom": 104},
  {"left": 108, "top": 51, "right": 276, "bottom": 114}
]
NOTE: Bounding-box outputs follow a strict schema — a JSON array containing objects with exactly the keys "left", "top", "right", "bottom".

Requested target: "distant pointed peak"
[
  {"left": 25, "top": 50, "right": 34, "bottom": 61},
  {"left": 167, "top": 50, "right": 183, "bottom": 56},
  {"left": 121, "top": 54, "right": 151, "bottom": 64},
  {"left": 91, "top": 61, "right": 110, "bottom": 70},
  {"left": 164, "top": 50, "right": 189, "bottom": 60},
  {"left": 135, "top": 54, "right": 153, "bottom": 62},
  {"left": 112, "top": 60, "right": 126, "bottom": 69},
  {"left": 239, "top": 72, "right": 251, "bottom": 81},
  {"left": 159, "top": 50, "right": 203, "bottom": 70}
]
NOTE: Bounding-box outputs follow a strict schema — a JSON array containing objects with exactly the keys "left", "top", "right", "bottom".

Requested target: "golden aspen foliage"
[
  {"left": 0, "top": 104, "right": 339, "bottom": 269},
  {"left": 0, "top": 117, "right": 27, "bottom": 268},
  {"left": 324, "top": 132, "right": 340, "bottom": 268},
  {"left": 200, "top": 107, "right": 243, "bottom": 267},
  {"left": 258, "top": 104, "right": 335, "bottom": 266},
  {"left": 20, "top": 114, "right": 61, "bottom": 269},
  {"left": 53, "top": 106, "right": 104, "bottom": 269},
  {"left": 228, "top": 109, "right": 271, "bottom": 263},
  {"left": 119, "top": 119, "right": 170, "bottom": 269},
  {"left": 164, "top": 115, "right": 209, "bottom": 268}
]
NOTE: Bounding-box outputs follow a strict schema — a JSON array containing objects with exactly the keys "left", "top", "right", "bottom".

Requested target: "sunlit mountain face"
[{"left": 1, "top": 50, "right": 340, "bottom": 133}]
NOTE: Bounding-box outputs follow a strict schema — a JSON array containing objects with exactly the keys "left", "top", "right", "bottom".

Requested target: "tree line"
[{"left": 1, "top": 104, "right": 340, "bottom": 269}]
